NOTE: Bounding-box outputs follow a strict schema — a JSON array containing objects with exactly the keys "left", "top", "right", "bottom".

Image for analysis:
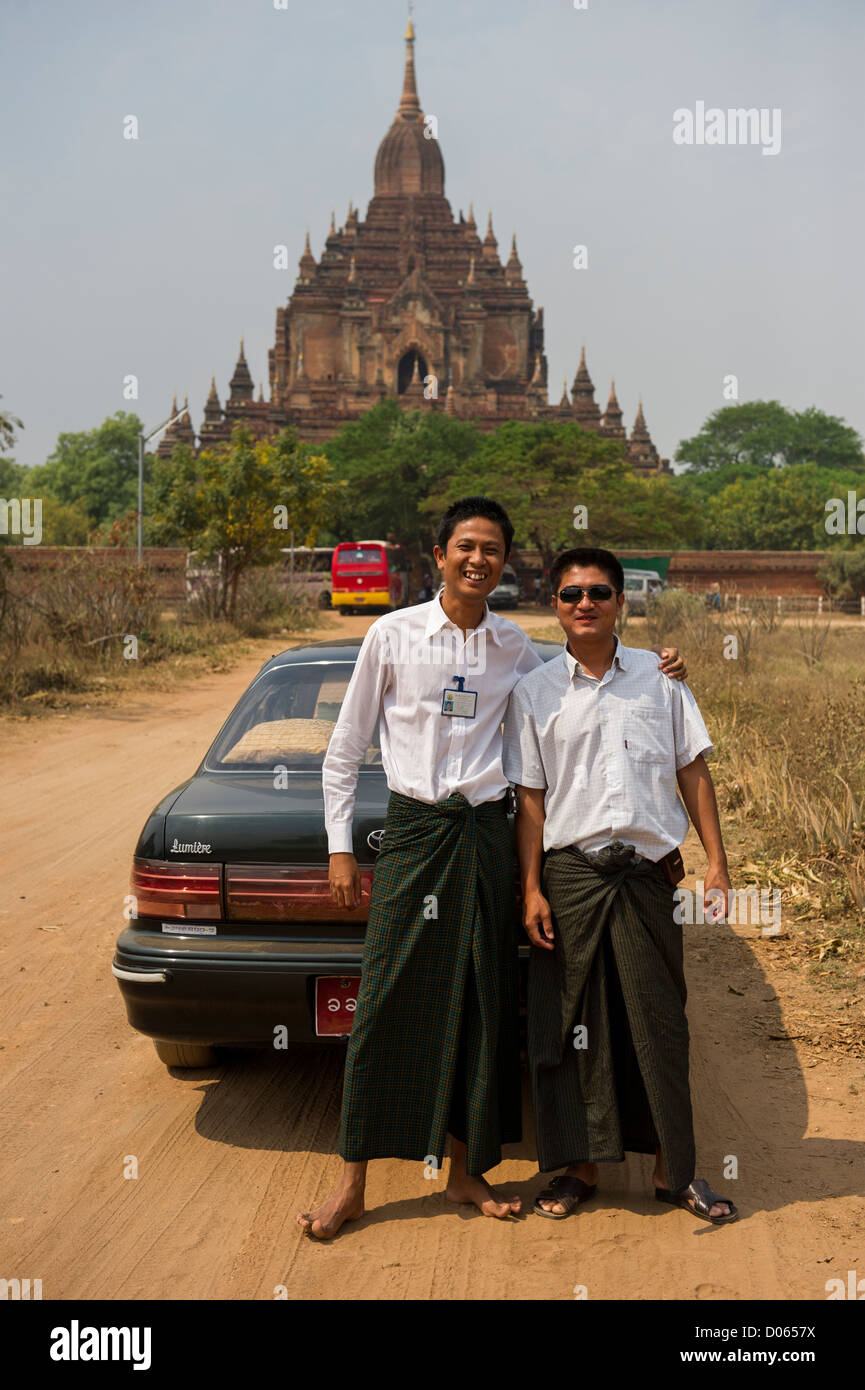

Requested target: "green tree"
[
  {"left": 676, "top": 401, "right": 864, "bottom": 474},
  {"left": 38, "top": 497, "right": 94, "bottom": 546},
  {"left": 0, "top": 394, "right": 24, "bottom": 457},
  {"left": 670, "top": 458, "right": 767, "bottom": 507},
  {"left": 323, "top": 400, "right": 480, "bottom": 555},
  {"left": 425, "top": 420, "right": 622, "bottom": 567},
  {"left": 426, "top": 420, "right": 704, "bottom": 564},
  {"left": 705, "top": 463, "right": 864, "bottom": 549},
  {"left": 0, "top": 421, "right": 28, "bottom": 556},
  {"left": 147, "top": 425, "right": 344, "bottom": 619},
  {"left": 817, "top": 550, "right": 865, "bottom": 600},
  {"left": 0, "top": 457, "right": 28, "bottom": 497},
  {"left": 35, "top": 412, "right": 145, "bottom": 528}
]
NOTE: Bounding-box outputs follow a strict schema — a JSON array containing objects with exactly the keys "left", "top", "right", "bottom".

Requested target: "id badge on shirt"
[{"left": 441, "top": 675, "right": 478, "bottom": 719}]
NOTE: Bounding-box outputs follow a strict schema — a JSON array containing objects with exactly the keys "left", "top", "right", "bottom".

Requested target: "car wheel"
[
  {"left": 317, "top": 590, "right": 332, "bottom": 610},
  {"left": 153, "top": 1040, "right": 218, "bottom": 1068}
]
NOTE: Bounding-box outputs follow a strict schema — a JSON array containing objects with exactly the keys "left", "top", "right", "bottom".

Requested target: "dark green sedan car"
[{"left": 112, "top": 636, "right": 561, "bottom": 1068}]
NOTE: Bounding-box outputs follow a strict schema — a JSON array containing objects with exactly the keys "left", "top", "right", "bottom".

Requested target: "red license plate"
[{"left": 315, "top": 976, "right": 361, "bottom": 1036}]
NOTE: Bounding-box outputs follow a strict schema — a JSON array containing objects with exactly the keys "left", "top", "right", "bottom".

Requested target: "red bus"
[{"left": 331, "top": 541, "right": 409, "bottom": 614}]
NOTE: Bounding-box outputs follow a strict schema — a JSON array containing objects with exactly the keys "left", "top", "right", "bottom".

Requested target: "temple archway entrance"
[{"left": 397, "top": 348, "right": 428, "bottom": 394}]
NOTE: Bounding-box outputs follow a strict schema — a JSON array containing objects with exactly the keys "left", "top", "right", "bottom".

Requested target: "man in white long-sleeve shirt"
[{"left": 297, "top": 499, "right": 685, "bottom": 1238}]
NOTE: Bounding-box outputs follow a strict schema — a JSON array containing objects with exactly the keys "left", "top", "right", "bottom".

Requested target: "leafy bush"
[{"left": 818, "top": 550, "right": 865, "bottom": 601}]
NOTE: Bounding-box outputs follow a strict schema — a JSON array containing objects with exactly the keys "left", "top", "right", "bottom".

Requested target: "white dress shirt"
[
  {"left": 323, "top": 595, "right": 543, "bottom": 853},
  {"left": 502, "top": 638, "right": 713, "bottom": 860}
]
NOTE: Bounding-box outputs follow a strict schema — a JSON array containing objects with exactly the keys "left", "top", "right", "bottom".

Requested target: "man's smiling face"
[
  {"left": 552, "top": 564, "right": 624, "bottom": 646},
  {"left": 433, "top": 518, "right": 508, "bottom": 603}
]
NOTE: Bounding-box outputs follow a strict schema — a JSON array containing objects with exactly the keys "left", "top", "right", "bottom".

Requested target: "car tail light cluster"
[
  {"left": 132, "top": 859, "right": 222, "bottom": 920},
  {"left": 225, "top": 866, "right": 372, "bottom": 921}
]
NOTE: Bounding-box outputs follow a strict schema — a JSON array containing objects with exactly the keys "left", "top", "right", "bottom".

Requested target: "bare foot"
[
  {"left": 296, "top": 1185, "right": 365, "bottom": 1240},
  {"left": 538, "top": 1162, "right": 598, "bottom": 1214},
  {"left": 445, "top": 1173, "right": 521, "bottom": 1218}
]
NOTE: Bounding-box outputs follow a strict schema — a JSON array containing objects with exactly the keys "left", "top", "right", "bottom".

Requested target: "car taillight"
[
  {"left": 132, "top": 859, "right": 222, "bottom": 920},
  {"left": 225, "top": 866, "right": 372, "bottom": 921}
]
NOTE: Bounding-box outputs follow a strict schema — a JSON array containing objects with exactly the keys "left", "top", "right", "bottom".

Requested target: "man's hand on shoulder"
[{"left": 653, "top": 645, "right": 687, "bottom": 682}]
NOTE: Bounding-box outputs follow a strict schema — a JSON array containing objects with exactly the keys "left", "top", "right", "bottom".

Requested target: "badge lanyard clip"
[{"left": 441, "top": 674, "right": 478, "bottom": 718}]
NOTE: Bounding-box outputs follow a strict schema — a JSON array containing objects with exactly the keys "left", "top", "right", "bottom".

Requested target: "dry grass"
[{"left": 0, "top": 559, "right": 326, "bottom": 714}]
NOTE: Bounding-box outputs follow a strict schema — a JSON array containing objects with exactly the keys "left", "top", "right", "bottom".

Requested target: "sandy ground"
[{"left": 1, "top": 608, "right": 863, "bottom": 1301}]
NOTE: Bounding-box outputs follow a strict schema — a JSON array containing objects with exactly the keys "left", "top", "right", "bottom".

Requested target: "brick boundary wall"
[
  {"left": 4, "top": 546, "right": 846, "bottom": 604},
  {"left": 510, "top": 549, "right": 833, "bottom": 598},
  {"left": 3, "top": 547, "right": 188, "bottom": 603}
]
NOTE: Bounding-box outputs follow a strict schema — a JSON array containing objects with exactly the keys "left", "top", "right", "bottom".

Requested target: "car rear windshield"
[{"left": 207, "top": 661, "right": 381, "bottom": 771}]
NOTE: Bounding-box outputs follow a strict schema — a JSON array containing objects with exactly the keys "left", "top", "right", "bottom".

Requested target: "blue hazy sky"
[{"left": 2, "top": 0, "right": 863, "bottom": 468}]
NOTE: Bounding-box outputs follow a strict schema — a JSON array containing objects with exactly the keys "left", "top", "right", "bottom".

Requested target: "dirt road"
[{"left": 1, "top": 612, "right": 863, "bottom": 1300}]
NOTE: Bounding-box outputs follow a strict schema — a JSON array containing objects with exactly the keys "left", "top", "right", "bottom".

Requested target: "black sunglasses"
[{"left": 555, "top": 583, "right": 618, "bottom": 603}]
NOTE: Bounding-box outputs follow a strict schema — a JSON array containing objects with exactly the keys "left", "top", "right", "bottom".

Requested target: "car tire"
[
  {"left": 153, "top": 1040, "right": 218, "bottom": 1068},
  {"left": 317, "top": 590, "right": 332, "bottom": 610}
]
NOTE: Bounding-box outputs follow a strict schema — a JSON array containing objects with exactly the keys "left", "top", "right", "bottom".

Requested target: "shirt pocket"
[{"left": 624, "top": 708, "right": 670, "bottom": 764}]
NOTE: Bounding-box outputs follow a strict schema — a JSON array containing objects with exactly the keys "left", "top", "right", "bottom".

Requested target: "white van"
[
  {"left": 622, "top": 568, "right": 665, "bottom": 615},
  {"left": 488, "top": 563, "right": 521, "bottom": 610}
]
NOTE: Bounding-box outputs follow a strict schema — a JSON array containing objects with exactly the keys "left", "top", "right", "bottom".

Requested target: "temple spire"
[
  {"left": 156, "top": 395, "right": 182, "bottom": 457},
  {"left": 229, "top": 339, "right": 254, "bottom": 402},
  {"left": 570, "top": 345, "right": 602, "bottom": 429},
  {"left": 627, "top": 397, "right": 662, "bottom": 472},
  {"left": 298, "top": 230, "right": 317, "bottom": 283},
  {"left": 399, "top": 13, "right": 421, "bottom": 115},
  {"left": 203, "top": 375, "right": 221, "bottom": 424},
  {"left": 482, "top": 211, "right": 499, "bottom": 262},
  {"left": 505, "top": 232, "right": 524, "bottom": 285},
  {"left": 600, "top": 378, "right": 625, "bottom": 439},
  {"left": 175, "top": 395, "right": 195, "bottom": 447}
]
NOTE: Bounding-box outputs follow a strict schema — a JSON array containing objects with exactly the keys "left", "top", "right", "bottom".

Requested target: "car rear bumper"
[{"left": 112, "top": 925, "right": 365, "bottom": 1046}]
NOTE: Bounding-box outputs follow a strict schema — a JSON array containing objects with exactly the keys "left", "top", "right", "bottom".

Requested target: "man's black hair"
[
  {"left": 436, "top": 496, "right": 514, "bottom": 558},
  {"left": 550, "top": 547, "right": 624, "bottom": 596}
]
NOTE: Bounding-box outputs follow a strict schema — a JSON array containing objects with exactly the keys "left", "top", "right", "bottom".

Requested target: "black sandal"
[
  {"left": 533, "top": 1175, "right": 597, "bottom": 1220},
  {"left": 655, "top": 1177, "right": 738, "bottom": 1224}
]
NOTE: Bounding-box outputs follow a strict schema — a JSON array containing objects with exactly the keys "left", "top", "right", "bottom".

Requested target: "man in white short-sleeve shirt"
[{"left": 503, "top": 548, "right": 738, "bottom": 1226}]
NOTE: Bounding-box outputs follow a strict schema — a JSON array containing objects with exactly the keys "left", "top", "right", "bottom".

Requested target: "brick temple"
[{"left": 159, "top": 20, "right": 668, "bottom": 473}]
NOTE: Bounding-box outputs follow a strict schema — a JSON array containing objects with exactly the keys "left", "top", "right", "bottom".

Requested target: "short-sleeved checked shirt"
[{"left": 502, "top": 638, "right": 713, "bottom": 860}]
